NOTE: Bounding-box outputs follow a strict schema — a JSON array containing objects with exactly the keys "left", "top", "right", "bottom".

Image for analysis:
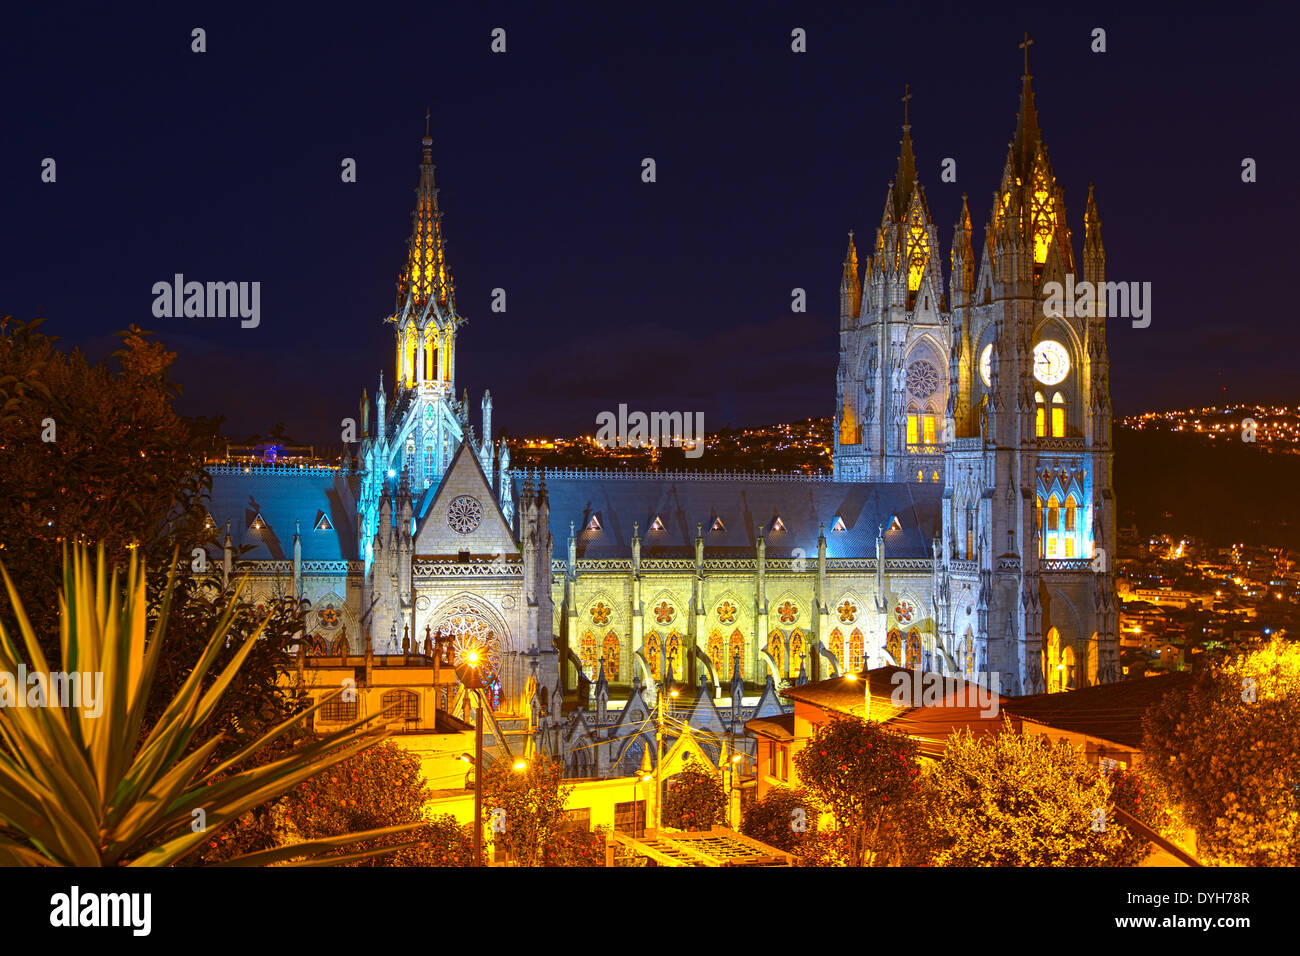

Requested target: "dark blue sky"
[{"left": 2, "top": 2, "right": 1292, "bottom": 444}]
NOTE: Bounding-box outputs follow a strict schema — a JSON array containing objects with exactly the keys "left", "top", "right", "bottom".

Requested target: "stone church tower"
[{"left": 835, "top": 51, "right": 1119, "bottom": 696}]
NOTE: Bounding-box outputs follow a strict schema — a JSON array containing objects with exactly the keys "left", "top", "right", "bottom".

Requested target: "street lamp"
[{"left": 454, "top": 644, "right": 488, "bottom": 866}]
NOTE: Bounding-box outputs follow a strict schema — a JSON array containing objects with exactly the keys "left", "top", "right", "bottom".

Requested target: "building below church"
[{"left": 205, "top": 54, "right": 1119, "bottom": 779}]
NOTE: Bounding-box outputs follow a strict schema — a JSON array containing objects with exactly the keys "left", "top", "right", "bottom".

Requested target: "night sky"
[{"left": 2, "top": 3, "right": 1293, "bottom": 446}]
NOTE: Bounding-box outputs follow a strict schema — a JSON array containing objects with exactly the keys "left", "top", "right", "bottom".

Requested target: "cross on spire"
[
  {"left": 901, "top": 83, "right": 912, "bottom": 129},
  {"left": 1019, "top": 31, "right": 1034, "bottom": 77}
]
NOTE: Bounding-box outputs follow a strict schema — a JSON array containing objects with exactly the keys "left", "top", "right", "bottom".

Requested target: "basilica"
[{"left": 205, "top": 57, "right": 1118, "bottom": 776}]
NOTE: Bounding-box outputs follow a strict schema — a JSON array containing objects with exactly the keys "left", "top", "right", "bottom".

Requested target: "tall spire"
[
  {"left": 397, "top": 118, "right": 457, "bottom": 318},
  {"left": 892, "top": 84, "right": 918, "bottom": 220},
  {"left": 1012, "top": 32, "right": 1042, "bottom": 178}
]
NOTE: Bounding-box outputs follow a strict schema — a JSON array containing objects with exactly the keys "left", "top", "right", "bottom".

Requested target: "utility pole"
[
  {"left": 654, "top": 682, "right": 664, "bottom": 829},
  {"left": 473, "top": 691, "right": 483, "bottom": 865}
]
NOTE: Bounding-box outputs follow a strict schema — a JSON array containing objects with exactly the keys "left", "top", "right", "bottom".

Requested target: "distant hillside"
[{"left": 1114, "top": 425, "right": 1300, "bottom": 549}]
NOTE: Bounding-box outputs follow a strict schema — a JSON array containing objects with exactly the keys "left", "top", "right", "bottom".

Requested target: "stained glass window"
[
  {"left": 665, "top": 632, "right": 682, "bottom": 679},
  {"left": 729, "top": 630, "right": 745, "bottom": 680},
  {"left": 708, "top": 632, "right": 723, "bottom": 676},
  {"left": 646, "top": 632, "right": 660, "bottom": 680},
  {"left": 789, "top": 631, "right": 804, "bottom": 679},
  {"left": 1052, "top": 392, "right": 1065, "bottom": 437},
  {"left": 906, "top": 629, "right": 922, "bottom": 669},
  {"left": 887, "top": 628, "right": 901, "bottom": 665},
  {"left": 826, "top": 628, "right": 844, "bottom": 666},
  {"left": 602, "top": 632, "right": 620, "bottom": 680},
  {"left": 580, "top": 633, "right": 597, "bottom": 681},
  {"left": 767, "top": 631, "right": 785, "bottom": 681},
  {"left": 849, "top": 629, "right": 865, "bottom": 672}
]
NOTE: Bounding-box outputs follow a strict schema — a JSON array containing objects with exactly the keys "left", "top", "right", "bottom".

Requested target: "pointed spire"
[
  {"left": 840, "top": 230, "right": 862, "bottom": 320},
  {"left": 396, "top": 120, "right": 458, "bottom": 317},
  {"left": 1011, "top": 32, "right": 1042, "bottom": 178},
  {"left": 892, "top": 85, "right": 918, "bottom": 221},
  {"left": 1085, "top": 182, "right": 1104, "bottom": 252}
]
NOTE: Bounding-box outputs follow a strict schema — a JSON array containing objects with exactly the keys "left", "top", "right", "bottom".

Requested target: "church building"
[{"left": 205, "top": 53, "right": 1118, "bottom": 777}]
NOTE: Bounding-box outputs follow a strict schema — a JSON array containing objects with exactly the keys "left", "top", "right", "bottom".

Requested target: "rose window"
[
  {"left": 895, "top": 601, "right": 915, "bottom": 623},
  {"left": 654, "top": 601, "right": 675, "bottom": 625},
  {"left": 777, "top": 601, "right": 798, "bottom": 624},
  {"left": 837, "top": 601, "right": 857, "bottom": 623},
  {"left": 906, "top": 360, "right": 939, "bottom": 400},
  {"left": 717, "top": 601, "right": 737, "bottom": 624},
  {"left": 591, "top": 602, "right": 610, "bottom": 625},
  {"left": 447, "top": 495, "right": 483, "bottom": 534}
]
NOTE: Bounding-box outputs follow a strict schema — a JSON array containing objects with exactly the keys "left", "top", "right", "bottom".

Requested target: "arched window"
[
  {"left": 602, "top": 632, "right": 620, "bottom": 680},
  {"left": 321, "top": 695, "right": 358, "bottom": 723},
  {"left": 403, "top": 328, "right": 417, "bottom": 389},
  {"left": 728, "top": 630, "right": 745, "bottom": 680},
  {"left": 579, "top": 633, "right": 597, "bottom": 681},
  {"left": 381, "top": 689, "right": 419, "bottom": 720},
  {"left": 906, "top": 407, "right": 919, "bottom": 446},
  {"left": 966, "top": 505, "right": 976, "bottom": 559},
  {"left": 665, "top": 632, "right": 683, "bottom": 680},
  {"left": 1052, "top": 392, "right": 1066, "bottom": 437},
  {"left": 1046, "top": 495, "right": 1060, "bottom": 557},
  {"left": 789, "top": 631, "right": 804, "bottom": 679},
  {"left": 1035, "top": 391, "right": 1046, "bottom": 437},
  {"left": 1062, "top": 644, "right": 1076, "bottom": 691},
  {"left": 645, "top": 632, "right": 661, "bottom": 680},
  {"left": 906, "top": 629, "right": 922, "bottom": 669},
  {"left": 826, "top": 628, "right": 844, "bottom": 668},
  {"left": 1064, "top": 495, "right": 1077, "bottom": 557},
  {"left": 423, "top": 333, "right": 437, "bottom": 384},
  {"left": 767, "top": 631, "right": 785, "bottom": 682},
  {"left": 849, "top": 628, "right": 865, "bottom": 673},
  {"left": 964, "top": 630, "right": 975, "bottom": 677},
  {"left": 887, "top": 628, "right": 902, "bottom": 666},
  {"left": 707, "top": 631, "right": 724, "bottom": 676},
  {"left": 1045, "top": 627, "right": 1062, "bottom": 693}
]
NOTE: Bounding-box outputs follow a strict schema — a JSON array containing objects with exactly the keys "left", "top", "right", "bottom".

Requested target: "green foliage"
[
  {"left": 917, "top": 724, "right": 1131, "bottom": 866},
  {"left": 481, "top": 755, "right": 573, "bottom": 866},
  {"left": 544, "top": 825, "right": 608, "bottom": 867},
  {"left": 1105, "top": 765, "right": 1185, "bottom": 867},
  {"left": 206, "top": 743, "right": 483, "bottom": 866},
  {"left": 791, "top": 713, "right": 921, "bottom": 865},
  {"left": 1143, "top": 636, "right": 1300, "bottom": 865},
  {"left": 662, "top": 762, "right": 726, "bottom": 831},
  {"left": 0, "top": 545, "right": 414, "bottom": 866},
  {"left": 741, "top": 786, "right": 817, "bottom": 852},
  {"left": 0, "top": 320, "right": 222, "bottom": 659}
]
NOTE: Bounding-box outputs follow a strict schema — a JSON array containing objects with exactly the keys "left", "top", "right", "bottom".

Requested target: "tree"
[
  {"left": 1143, "top": 636, "right": 1300, "bottom": 865},
  {"left": 791, "top": 714, "right": 921, "bottom": 865},
  {"left": 203, "top": 742, "right": 483, "bottom": 866},
  {"left": 0, "top": 318, "right": 220, "bottom": 659},
  {"left": 662, "top": 762, "right": 726, "bottom": 831},
  {"left": 1106, "top": 765, "right": 1186, "bottom": 867},
  {"left": 741, "top": 786, "right": 817, "bottom": 852},
  {"left": 918, "top": 724, "right": 1132, "bottom": 866},
  {"left": 481, "top": 755, "right": 573, "bottom": 866}
]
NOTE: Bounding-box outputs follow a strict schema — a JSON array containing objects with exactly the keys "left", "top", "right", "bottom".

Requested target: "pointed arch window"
[
  {"left": 1035, "top": 391, "right": 1046, "bottom": 437},
  {"left": 1051, "top": 392, "right": 1066, "bottom": 437},
  {"left": 887, "top": 628, "right": 902, "bottom": 666},
  {"left": 964, "top": 630, "right": 976, "bottom": 678},
  {"left": 826, "top": 628, "right": 844, "bottom": 667},
  {"left": 789, "top": 631, "right": 805, "bottom": 680},
  {"left": 423, "top": 332, "right": 437, "bottom": 384},
  {"left": 665, "top": 632, "right": 683, "bottom": 680},
  {"left": 849, "top": 628, "right": 865, "bottom": 672},
  {"left": 707, "top": 632, "right": 724, "bottom": 677},
  {"left": 767, "top": 631, "right": 785, "bottom": 682},
  {"left": 1045, "top": 495, "right": 1060, "bottom": 557},
  {"left": 580, "top": 633, "right": 598, "bottom": 682},
  {"left": 645, "top": 632, "right": 661, "bottom": 680},
  {"left": 403, "top": 328, "right": 417, "bottom": 389},
  {"left": 906, "top": 629, "right": 922, "bottom": 669},
  {"left": 602, "top": 632, "right": 620, "bottom": 681},
  {"left": 728, "top": 630, "right": 745, "bottom": 680}
]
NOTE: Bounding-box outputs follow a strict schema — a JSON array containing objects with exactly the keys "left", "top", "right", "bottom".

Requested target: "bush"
[
  {"left": 741, "top": 787, "right": 817, "bottom": 852},
  {"left": 662, "top": 764, "right": 726, "bottom": 831}
]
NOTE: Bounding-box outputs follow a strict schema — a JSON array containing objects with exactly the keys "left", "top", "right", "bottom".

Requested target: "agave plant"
[{"left": 0, "top": 544, "right": 417, "bottom": 866}]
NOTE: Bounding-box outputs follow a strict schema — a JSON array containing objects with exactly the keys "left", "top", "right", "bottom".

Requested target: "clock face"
[
  {"left": 979, "top": 344, "right": 993, "bottom": 388},
  {"left": 1033, "top": 340, "right": 1070, "bottom": 386}
]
